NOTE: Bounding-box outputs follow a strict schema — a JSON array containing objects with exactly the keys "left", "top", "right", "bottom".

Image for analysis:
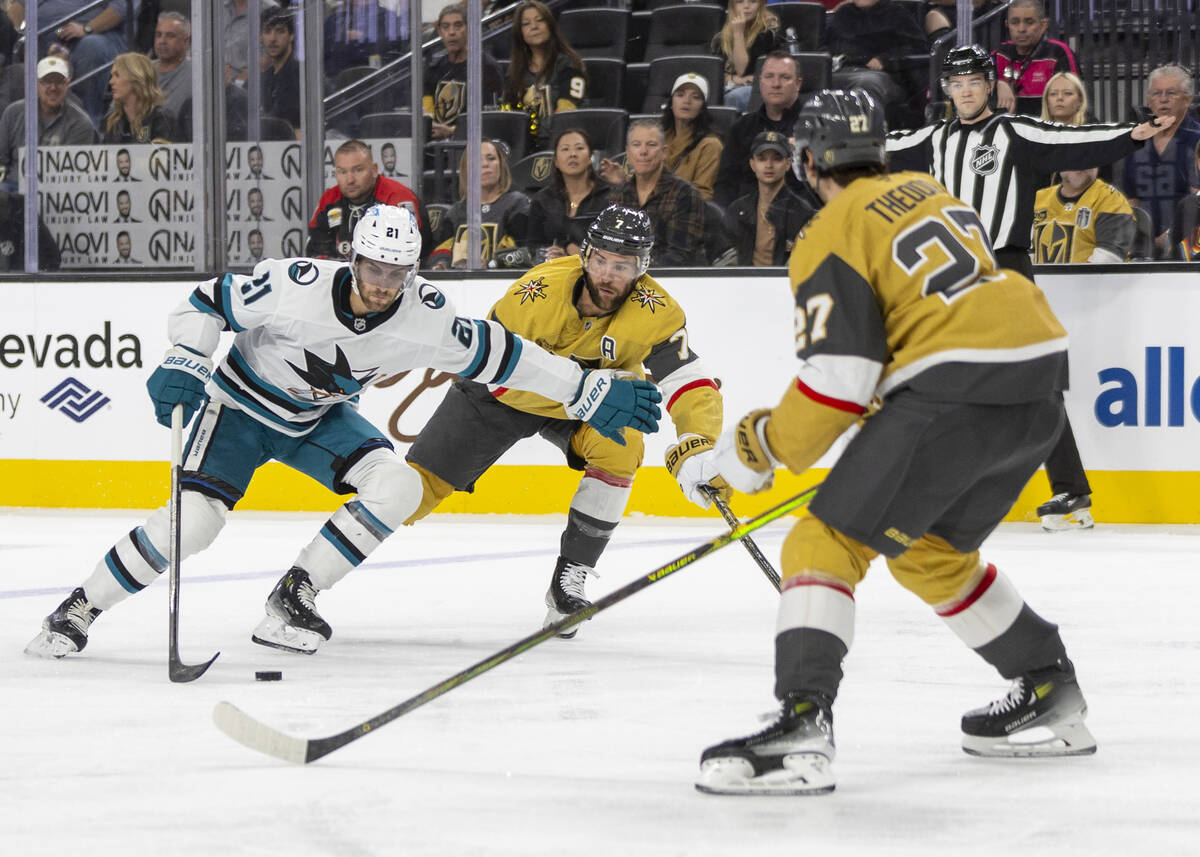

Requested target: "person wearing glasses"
[{"left": 1116, "top": 64, "right": 1200, "bottom": 257}]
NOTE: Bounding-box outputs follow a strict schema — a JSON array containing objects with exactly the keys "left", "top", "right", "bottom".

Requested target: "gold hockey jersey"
[
  {"left": 1033, "top": 179, "right": 1135, "bottom": 263},
  {"left": 767, "top": 171, "right": 1069, "bottom": 474},
  {"left": 490, "top": 255, "right": 721, "bottom": 439}
]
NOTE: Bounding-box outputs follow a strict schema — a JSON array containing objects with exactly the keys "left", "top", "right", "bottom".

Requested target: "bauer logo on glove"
[
  {"left": 712, "top": 409, "right": 779, "bottom": 495},
  {"left": 666, "top": 434, "right": 732, "bottom": 509}
]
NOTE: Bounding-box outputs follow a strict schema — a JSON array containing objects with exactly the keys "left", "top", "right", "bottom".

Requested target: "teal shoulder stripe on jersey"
[
  {"left": 227, "top": 347, "right": 318, "bottom": 412},
  {"left": 493, "top": 330, "right": 522, "bottom": 385},
  {"left": 213, "top": 371, "right": 322, "bottom": 433}
]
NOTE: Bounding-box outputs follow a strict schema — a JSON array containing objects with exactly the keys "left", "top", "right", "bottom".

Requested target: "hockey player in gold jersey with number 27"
[{"left": 696, "top": 89, "right": 1097, "bottom": 797}]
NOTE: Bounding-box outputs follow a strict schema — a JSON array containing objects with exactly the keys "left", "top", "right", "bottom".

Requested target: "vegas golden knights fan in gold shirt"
[
  {"left": 406, "top": 205, "right": 726, "bottom": 638},
  {"left": 1033, "top": 169, "right": 1135, "bottom": 264},
  {"left": 695, "top": 90, "right": 1096, "bottom": 798}
]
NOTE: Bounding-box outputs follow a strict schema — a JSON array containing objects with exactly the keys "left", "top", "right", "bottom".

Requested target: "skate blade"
[
  {"left": 251, "top": 615, "right": 323, "bottom": 655},
  {"left": 24, "top": 629, "right": 79, "bottom": 659},
  {"left": 542, "top": 606, "right": 579, "bottom": 640},
  {"left": 962, "top": 719, "right": 1097, "bottom": 758},
  {"left": 695, "top": 754, "right": 835, "bottom": 796},
  {"left": 1040, "top": 510, "right": 1094, "bottom": 531}
]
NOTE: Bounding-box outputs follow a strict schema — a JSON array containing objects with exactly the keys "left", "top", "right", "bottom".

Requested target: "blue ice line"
[{"left": 0, "top": 530, "right": 784, "bottom": 600}]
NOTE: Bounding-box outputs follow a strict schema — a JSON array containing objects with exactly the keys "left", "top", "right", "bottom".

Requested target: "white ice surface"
[{"left": 2, "top": 510, "right": 1197, "bottom": 856}]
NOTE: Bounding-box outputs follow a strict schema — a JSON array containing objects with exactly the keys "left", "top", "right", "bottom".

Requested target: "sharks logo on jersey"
[{"left": 286, "top": 345, "right": 380, "bottom": 400}]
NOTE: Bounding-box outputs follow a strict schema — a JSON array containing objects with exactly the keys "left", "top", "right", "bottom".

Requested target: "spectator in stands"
[
  {"left": 429, "top": 139, "right": 531, "bottom": 270},
  {"left": 821, "top": 0, "right": 928, "bottom": 130},
  {"left": 720, "top": 130, "right": 815, "bottom": 266},
  {"left": 0, "top": 189, "right": 61, "bottom": 271},
  {"left": 175, "top": 84, "right": 250, "bottom": 143},
  {"left": 101, "top": 52, "right": 175, "bottom": 143},
  {"left": 661, "top": 73, "right": 724, "bottom": 201},
  {"left": 324, "top": 0, "right": 408, "bottom": 79},
  {"left": 1033, "top": 167, "right": 1135, "bottom": 263},
  {"left": 260, "top": 8, "right": 301, "bottom": 133},
  {"left": 503, "top": 0, "right": 586, "bottom": 152},
  {"left": 712, "top": 0, "right": 781, "bottom": 113},
  {"left": 1040, "top": 71, "right": 1091, "bottom": 125},
  {"left": 1034, "top": 71, "right": 1108, "bottom": 187},
  {"left": 1172, "top": 140, "right": 1200, "bottom": 261},
  {"left": 222, "top": 0, "right": 279, "bottom": 87},
  {"left": 423, "top": 3, "right": 504, "bottom": 141},
  {"left": 528, "top": 127, "right": 611, "bottom": 259},
  {"left": 993, "top": 0, "right": 1077, "bottom": 114},
  {"left": 11, "top": 0, "right": 129, "bottom": 124},
  {"left": 0, "top": 55, "right": 98, "bottom": 190},
  {"left": 608, "top": 118, "right": 706, "bottom": 268},
  {"left": 714, "top": 51, "right": 812, "bottom": 208},
  {"left": 0, "top": 9, "right": 18, "bottom": 69},
  {"left": 153, "top": 12, "right": 192, "bottom": 124},
  {"left": 1118, "top": 63, "right": 1200, "bottom": 257},
  {"left": 309, "top": 138, "right": 433, "bottom": 262}
]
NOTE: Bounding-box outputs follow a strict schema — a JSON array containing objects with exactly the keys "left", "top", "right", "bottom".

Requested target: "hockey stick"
[
  {"left": 212, "top": 483, "right": 820, "bottom": 764},
  {"left": 168, "top": 403, "right": 220, "bottom": 683},
  {"left": 702, "top": 486, "right": 782, "bottom": 592}
]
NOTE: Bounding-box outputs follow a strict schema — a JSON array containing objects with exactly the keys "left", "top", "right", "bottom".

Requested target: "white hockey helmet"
[{"left": 350, "top": 203, "right": 421, "bottom": 292}]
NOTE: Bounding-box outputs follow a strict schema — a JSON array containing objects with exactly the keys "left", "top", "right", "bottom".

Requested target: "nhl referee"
[{"left": 886, "top": 45, "right": 1172, "bottom": 530}]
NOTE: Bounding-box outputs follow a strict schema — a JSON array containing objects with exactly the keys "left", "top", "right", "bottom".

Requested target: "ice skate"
[
  {"left": 962, "top": 659, "right": 1097, "bottom": 757},
  {"left": 1037, "top": 493, "right": 1093, "bottom": 531},
  {"left": 696, "top": 695, "right": 836, "bottom": 796},
  {"left": 543, "top": 556, "right": 595, "bottom": 640},
  {"left": 251, "top": 567, "right": 332, "bottom": 654},
  {"left": 25, "top": 587, "right": 103, "bottom": 659}
]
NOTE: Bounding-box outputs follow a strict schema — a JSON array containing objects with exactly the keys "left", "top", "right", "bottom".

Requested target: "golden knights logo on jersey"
[
  {"left": 514, "top": 277, "right": 549, "bottom": 304},
  {"left": 631, "top": 284, "right": 666, "bottom": 312},
  {"left": 1034, "top": 219, "right": 1076, "bottom": 263},
  {"left": 434, "top": 80, "right": 466, "bottom": 124}
]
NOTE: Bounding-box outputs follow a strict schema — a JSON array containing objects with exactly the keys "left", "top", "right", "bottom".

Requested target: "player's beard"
[{"left": 584, "top": 275, "right": 631, "bottom": 314}]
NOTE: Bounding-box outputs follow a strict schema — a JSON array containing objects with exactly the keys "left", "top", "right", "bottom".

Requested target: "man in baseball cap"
[
  {"left": 719, "top": 129, "right": 815, "bottom": 266},
  {"left": 0, "top": 54, "right": 98, "bottom": 188}
]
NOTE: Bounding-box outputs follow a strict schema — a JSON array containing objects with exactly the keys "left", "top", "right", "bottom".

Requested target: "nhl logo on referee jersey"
[{"left": 969, "top": 144, "right": 999, "bottom": 175}]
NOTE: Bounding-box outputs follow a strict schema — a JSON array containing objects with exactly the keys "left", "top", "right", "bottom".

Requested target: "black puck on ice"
[{"left": 255, "top": 671, "right": 283, "bottom": 681}]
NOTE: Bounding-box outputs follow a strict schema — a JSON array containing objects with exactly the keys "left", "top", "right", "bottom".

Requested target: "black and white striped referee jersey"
[{"left": 886, "top": 114, "right": 1140, "bottom": 251}]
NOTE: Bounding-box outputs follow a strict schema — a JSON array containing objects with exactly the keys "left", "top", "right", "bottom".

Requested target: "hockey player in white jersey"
[{"left": 25, "top": 205, "right": 661, "bottom": 659}]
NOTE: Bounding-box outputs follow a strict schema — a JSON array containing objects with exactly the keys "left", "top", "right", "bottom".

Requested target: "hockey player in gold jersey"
[
  {"left": 1033, "top": 167, "right": 1136, "bottom": 263},
  {"left": 406, "top": 205, "right": 728, "bottom": 637},
  {"left": 695, "top": 90, "right": 1096, "bottom": 797}
]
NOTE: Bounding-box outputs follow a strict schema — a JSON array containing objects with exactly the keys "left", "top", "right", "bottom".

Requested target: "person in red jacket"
[
  {"left": 992, "top": 0, "right": 1078, "bottom": 114},
  {"left": 307, "top": 139, "right": 433, "bottom": 262}
]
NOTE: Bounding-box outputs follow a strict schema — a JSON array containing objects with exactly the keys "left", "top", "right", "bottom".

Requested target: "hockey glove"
[
  {"left": 566, "top": 369, "right": 662, "bottom": 445},
  {"left": 146, "top": 345, "right": 212, "bottom": 427},
  {"left": 713, "top": 409, "right": 779, "bottom": 495},
  {"left": 665, "top": 434, "right": 731, "bottom": 509}
]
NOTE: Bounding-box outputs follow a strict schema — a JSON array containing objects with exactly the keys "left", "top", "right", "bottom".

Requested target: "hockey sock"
[
  {"left": 773, "top": 575, "right": 855, "bottom": 701},
  {"left": 295, "top": 500, "right": 396, "bottom": 590},
  {"left": 936, "top": 564, "right": 1068, "bottom": 679},
  {"left": 559, "top": 470, "right": 631, "bottom": 567},
  {"left": 80, "top": 492, "right": 227, "bottom": 611}
]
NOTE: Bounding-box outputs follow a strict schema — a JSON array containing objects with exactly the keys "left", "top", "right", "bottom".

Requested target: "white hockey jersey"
[{"left": 171, "top": 257, "right": 584, "bottom": 436}]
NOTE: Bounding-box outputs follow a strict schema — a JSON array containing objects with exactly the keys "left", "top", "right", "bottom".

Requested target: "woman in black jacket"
[
  {"left": 527, "top": 127, "right": 611, "bottom": 260},
  {"left": 101, "top": 52, "right": 175, "bottom": 143}
]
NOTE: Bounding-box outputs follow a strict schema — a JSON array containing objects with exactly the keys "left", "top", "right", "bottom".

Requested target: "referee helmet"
[{"left": 941, "top": 44, "right": 996, "bottom": 88}]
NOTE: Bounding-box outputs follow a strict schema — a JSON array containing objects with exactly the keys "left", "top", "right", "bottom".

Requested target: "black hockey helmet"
[
  {"left": 791, "top": 88, "right": 887, "bottom": 179},
  {"left": 941, "top": 44, "right": 996, "bottom": 88},
  {"left": 580, "top": 205, "right": 655, "bottom": 277}
]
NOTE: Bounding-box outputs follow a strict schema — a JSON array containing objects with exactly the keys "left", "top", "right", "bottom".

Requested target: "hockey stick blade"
[
  {"left": 167, "top": 403, "right": 220, "bottom": 683},
  {"left": 702, "top": 486, "right": 781, "bottom": 592},
  {"left": 212, "top": 484, "right": 819, "bottom": 764}
]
